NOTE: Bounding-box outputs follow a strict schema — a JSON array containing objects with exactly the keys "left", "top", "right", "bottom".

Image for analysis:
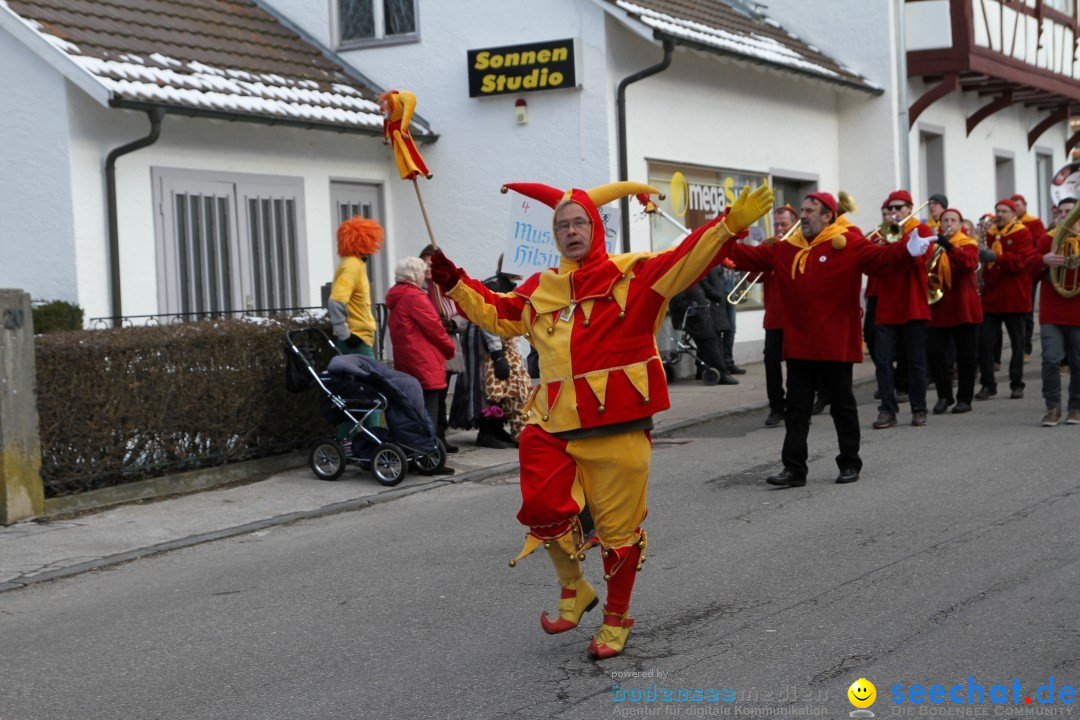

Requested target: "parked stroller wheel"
[
  {"left": 701, "top": 367, "right": 722, "bottom": 386},
  {"left": 371, "top": 443, "right": 408, "bottom": 486},
  {"left": 310, "top": 439, "right": 346, "bottom": 481},
  {"left": 413, "top": 438, "right": 448, "bottom": 475}
]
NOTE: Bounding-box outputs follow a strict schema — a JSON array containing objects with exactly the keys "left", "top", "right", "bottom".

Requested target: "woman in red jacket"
[{"left": 386, "top": 257, "right": 457, "bottom": 434}]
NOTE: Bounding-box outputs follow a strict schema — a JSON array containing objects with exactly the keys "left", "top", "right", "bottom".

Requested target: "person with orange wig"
[{"left": 329, "top": 215, "right": 384, "bottom": 356}]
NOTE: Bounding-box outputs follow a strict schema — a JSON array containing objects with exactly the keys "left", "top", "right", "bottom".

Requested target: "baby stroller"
[
  {"left": 284, "top": 328, "right": 447, "bottom": 486},
  {"left": 660, "top": 304, "right": 726, "bottom": 386}
]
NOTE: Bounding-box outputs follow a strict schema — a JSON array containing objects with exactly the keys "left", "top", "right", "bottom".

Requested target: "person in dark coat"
[
  {"left": 670, "top": 282, "right": 738, "bottom": 385},
  {"left": 386, "top": 257, "right": 456, "bottom": 438}
]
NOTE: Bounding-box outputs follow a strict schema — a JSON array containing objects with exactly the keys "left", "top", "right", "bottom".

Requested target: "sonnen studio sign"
[{"left": 467, "top": 39, "right": 577, "bottom": 98}]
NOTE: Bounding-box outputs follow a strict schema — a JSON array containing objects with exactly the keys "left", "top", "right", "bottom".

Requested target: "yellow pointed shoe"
[
  {"left": 540, "top": 577, "right": 598, "bottom": 634},
  {"left": 587, "top": 609, "right": 634, "bottom": 659}
]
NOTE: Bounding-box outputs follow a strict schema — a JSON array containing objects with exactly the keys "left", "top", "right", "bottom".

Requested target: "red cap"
[
  {"left": 995, "top": 198, "right": 1017, "bottom": 213},
  {"left": 805, "top": 192, "right": 837, "bottom": 218},
  {"left": 941, "top": 208, "right": 964, "bottom": 222},
  {"left": 775, "top": 204, "right": 799, "bottom": 221},
  {"left": 1010, "top": 193, "right": 1026, "bottom": 204},
  {"left": 886, "top": 190, "right": 914, "bottom": 206}
]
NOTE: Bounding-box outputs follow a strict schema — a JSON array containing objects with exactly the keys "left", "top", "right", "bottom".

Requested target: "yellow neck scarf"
[
  {"left": 934, "top": 231, "right": 978, "bottom": 288},
  {"left": 786, "top": 223, "right": 848, "bottom": 278}
]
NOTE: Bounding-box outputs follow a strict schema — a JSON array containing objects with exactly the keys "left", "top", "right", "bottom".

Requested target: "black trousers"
[
  {"left": 782, "top": 360, "right": 862, "bottom": 478},
  {"left": 927, "top": 323, "right": 978, "bottom": 404},
  {"left": 764, "top": 328, "right": 784, "bottom": 412},
  {"left": 980, "top": 313, "right": 1026, "bottom": 390},
  {"left": 865, "top": 297, "right": 909, "bottom": 393},
  {"left": 423, "top": 388, "right": 441, "bottom": 433},
  {"left": 690, "top": 331, "right": 729, "bottom": 374},
  {"left": 875, "top": 321, "right": 928, "bottom": 414}
]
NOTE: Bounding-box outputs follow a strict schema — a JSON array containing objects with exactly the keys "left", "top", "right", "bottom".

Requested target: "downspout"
[
  {"left": 895, "top": 0, "right": 912, "bottom": 190},
  {"left": 617, "top": 38, "right": 675, "bottom": 252},
  {"left": 105, "top": 107, "right": 165, "bottom": 327}
]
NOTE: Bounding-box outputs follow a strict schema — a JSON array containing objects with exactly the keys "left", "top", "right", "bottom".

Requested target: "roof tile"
[{"left": 4, "top": 0, "right": 418, "bottom": 133}]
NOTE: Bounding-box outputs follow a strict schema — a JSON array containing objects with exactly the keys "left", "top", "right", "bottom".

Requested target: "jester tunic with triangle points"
[{"left": 445, "top": 188, "right": 734, "bottom": 434}]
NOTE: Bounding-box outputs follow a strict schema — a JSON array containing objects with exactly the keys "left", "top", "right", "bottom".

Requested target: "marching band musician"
[
  {"left": 926, "top": 193, "right": 948, "bottom": 230},
  {"left": 719, "top": 192, "right": 933, "bottom": 488},
  {"left": 1011, "top": 193, "right": 1047, "bottom": 362},
  {"left": 976, "top": 199, "right": 1035, "bottom": 401},
  {"left": 926, "top": 209, "right": 982, "bottom": 415},
  {"left": 761, "top": 205, "right": 798, "bottom": 427},
  {"left": 1028, "top": 197, "right": 1080, "bottom": 426},
  {"left": 871, "top": 190, "right": 933, "bottom": 429}
]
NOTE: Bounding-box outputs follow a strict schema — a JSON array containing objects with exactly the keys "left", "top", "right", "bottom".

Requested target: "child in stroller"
[
  {"left": 284, "top": 328, "right": 448, "bottom": 486},
  {"left": 662, "top": 283, "right": 740, "bottom": 386}
]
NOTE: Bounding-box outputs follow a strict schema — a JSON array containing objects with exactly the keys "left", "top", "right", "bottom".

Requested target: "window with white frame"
[
  {"left": 153, "top": 169, "right": 308, "bottom": 316},
  {"left": 339, "top": 0, "right": 418, "bottom": 47}
]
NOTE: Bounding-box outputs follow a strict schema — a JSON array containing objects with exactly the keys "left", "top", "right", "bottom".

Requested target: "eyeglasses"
[
  {"left": 886, "top": 204, "right": 909, "bottom": 211},
  {"left": 555, "top": 217, "right": 591, "bottom": 232}
]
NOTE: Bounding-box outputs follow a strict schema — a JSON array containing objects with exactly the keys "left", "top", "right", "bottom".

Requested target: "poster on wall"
[
  {"left": 646, "top": 162, "right": 770, "bottom": 308},
  {"left": 501, "top": 195, "right": 619, "bottom": 277},
  {"left": 1051, "top": 161, "right": 1080, "bottom": 205}
]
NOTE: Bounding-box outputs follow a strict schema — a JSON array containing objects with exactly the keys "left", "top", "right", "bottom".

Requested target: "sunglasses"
[{"left": 886, "top": 204, "right": 909, "bottom": 211}]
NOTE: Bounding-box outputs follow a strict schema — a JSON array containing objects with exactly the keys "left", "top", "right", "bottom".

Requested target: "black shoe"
[
  {"left": 728, "top": 365, "right": 747, "bottom": 375},
  {"left": 895, "top": 390, "right": 910, "bottom": 403},
  {"left": 872, "top": 410, "right": 897, "bottom": 429},
  {"left": 873, "top": 389, "right": 881, "bottom": 400},
  {"left": 1009, "top": 387, "right": 1024, "bottom": 399},
  {"left": 911, "top": 411, "right": 928, "bottom": 427},
  {"left": 835, "top": 468, "right": 860, "bottom": 484},
  {"left": 812, "top": 398, "right": 829, "bottom": 415},
  {"left": 717, "top": 373, "right": 739, "bottom": 385},
  {"left": 974, "top": 386, "right": 996, "bottom": 401},
  {"left": 932, "top": 398, "right": 954, "bottom": 415},
  {"left": 766, "top": 469, "right": 806, "bottom": 487},
  {"left": 951, "top": 401, "right": 972, "bottom": 414},
  {"left": 764, "top": 410, "right": 784, "bottom": 427},
  {"left": 431, "top": 467, "right": 456, "bottom": 476},
  {"left": 440, "top": 437, "right": 460, "bottom": 454},
  {"left": 476, "top": 433, "right": 515, "bottom": 449}
]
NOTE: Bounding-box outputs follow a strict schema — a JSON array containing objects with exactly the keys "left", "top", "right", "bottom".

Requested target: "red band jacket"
[
  {"left": 928, "top": 234, "right": 983, "bottom": 327},
  {"left": 1029, "top": 233, "right": 1080, "bottom": 327},
  {"left": 719, "top": 224, "right": 913, "bottom": 363},
  {"left": 982, "top": 221, "right": 1034, "bottom": 314},
  {"left": 870, "top": 218, "right": 931, "bottom": 325}
]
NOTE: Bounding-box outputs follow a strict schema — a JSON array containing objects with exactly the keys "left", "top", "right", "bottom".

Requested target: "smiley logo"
[{"left": 848, "top": 678, "right": 876, "bottom": 709}]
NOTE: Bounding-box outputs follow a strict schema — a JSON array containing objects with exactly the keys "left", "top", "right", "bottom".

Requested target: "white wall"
[
  {"left": 268, "top": 0, "right": 615, "bottom": 280},
  {"left": 64, "top": 90, "right": 395, "bottom": 321},
  {"left": 910, "top": 88, "right": 1068, "bottom": 222},
  {"left": 0, "top": 33, "right": 78, "bottom": 304}
]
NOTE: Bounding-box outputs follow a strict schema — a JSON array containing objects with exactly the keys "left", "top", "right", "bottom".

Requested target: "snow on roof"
[
  {"left": 2, "top": 0, "right": 429, "bottom": 135},
  {"left": 608, "top": 0, "right": 880, "bottom": 94}
]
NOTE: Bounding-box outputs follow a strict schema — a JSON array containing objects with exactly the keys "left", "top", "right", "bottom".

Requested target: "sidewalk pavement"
[{"left": 0, "top": 358, "right": 877, "bottom": 592}]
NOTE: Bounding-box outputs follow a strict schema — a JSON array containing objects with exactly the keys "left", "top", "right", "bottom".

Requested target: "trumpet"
[
  {"left": 726, "top": 221, "right": 802, "bottom": 304},
  {"left": 866, "top": 201, "right": 931, "bottom": 244}
]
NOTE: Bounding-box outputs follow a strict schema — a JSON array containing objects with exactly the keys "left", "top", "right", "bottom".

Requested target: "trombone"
[
  {"left": 866, "top": 200, "right": 930, "bottom": 244},
  {"left": 726, "top": 221, "right": 802, "bottom": 304}
]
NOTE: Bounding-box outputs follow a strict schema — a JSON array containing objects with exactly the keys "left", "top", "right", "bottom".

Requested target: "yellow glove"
[{"left": 725, "top": 184, "right": 775, "bottom": 234}]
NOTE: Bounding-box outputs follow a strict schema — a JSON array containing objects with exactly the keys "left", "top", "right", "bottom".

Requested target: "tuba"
[{"left": 1049, "top": 201, "right": 1080, "bottom": 299}]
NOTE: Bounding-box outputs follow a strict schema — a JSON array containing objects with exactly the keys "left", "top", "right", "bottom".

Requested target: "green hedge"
[
  {"left": 32, "top": 300, "right": 84, "bottom": 334},
  {"left": 34, "top": 318, "right": 335, "bottom": 497}
]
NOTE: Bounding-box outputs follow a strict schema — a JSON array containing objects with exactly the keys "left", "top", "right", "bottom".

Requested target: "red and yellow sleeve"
[
  {"left": 445, "top": 275, "right": 528, "bottom": 337},
  {"left": 632, "top": 214, "right": 734, "bottom": 299}
]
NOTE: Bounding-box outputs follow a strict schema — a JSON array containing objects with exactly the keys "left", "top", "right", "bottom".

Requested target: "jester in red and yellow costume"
[{"left": 429, "top": 180, "right": 773, "bottom": 658}]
